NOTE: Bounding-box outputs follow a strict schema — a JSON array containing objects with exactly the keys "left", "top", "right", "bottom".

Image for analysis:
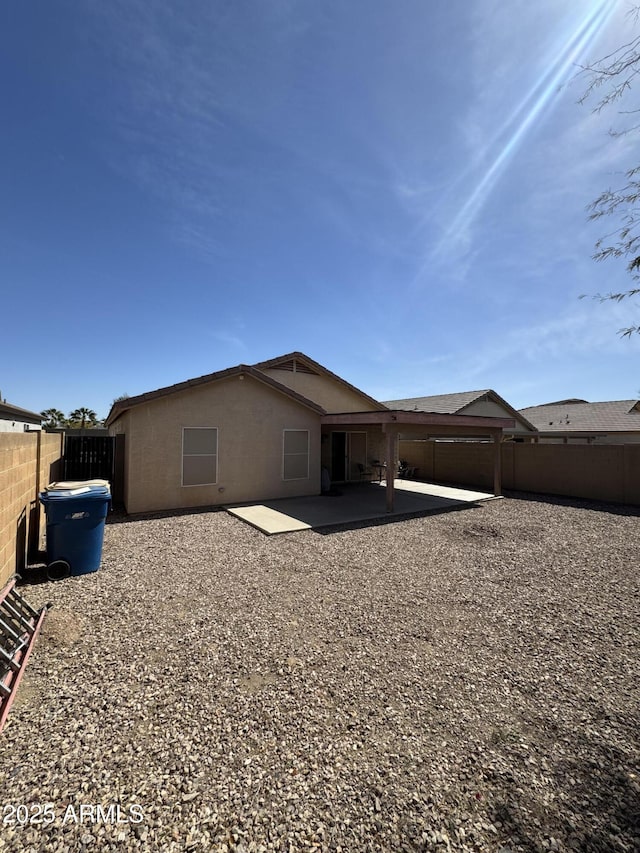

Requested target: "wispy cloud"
[
  {"left": 462, "top": 298, "right": 640, "bottom": 385},
  {"left": 369, "top": 293, "right": 639, "bottom": 405},
  {"left": 390, "top": 0, "right": 629, "bottom": 293},
  {"left": 432, "top": 1, "right": 617, "bottom": 262},
  {"left": 207, "top": 330, "right": 248, "bottom": 353},
  {"left": 88, "top": 1, "right": 320, "bottom": 253}
]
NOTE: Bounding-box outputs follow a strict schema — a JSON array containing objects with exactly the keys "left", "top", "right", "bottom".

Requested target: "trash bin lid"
[
  {"left": 40, "top": 482, "right": 111, "bottom": 501},
  {"left": 45, "top": 480, "right": 110, "bottom": 492}
]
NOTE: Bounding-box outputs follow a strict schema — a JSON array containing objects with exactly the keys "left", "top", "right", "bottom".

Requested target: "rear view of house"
[{"left": 106, "top": 353, "right": 383, "bottom": 514}]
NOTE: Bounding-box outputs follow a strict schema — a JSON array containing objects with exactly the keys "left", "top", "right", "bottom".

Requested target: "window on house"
[
  {"left": 283, "top": 429, "right": 309, "bottom": 480},
  {"left": 182, "top": 427, "right": 218, "bottom": 486}
]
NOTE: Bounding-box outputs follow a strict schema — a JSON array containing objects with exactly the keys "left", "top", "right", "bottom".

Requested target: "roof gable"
[
  {"left": 105, "top": 363, "right": 325, "bottom": 426},
  {"left": 383, "top": 389, "right": 536, "bottom": 431},
  {"left": 254, "top": 354, "right": 320, "bottom": 375},
  {"left": 253, "top": 351, "right": 385, "bottom": 412}
]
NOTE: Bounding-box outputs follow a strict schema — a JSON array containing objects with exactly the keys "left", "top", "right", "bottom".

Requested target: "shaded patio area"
[{"left": 226, "top": 479, "right": 497, "bottom": 534}]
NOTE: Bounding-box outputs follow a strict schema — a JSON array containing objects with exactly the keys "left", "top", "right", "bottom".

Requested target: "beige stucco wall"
[
  {"left": 461, "top": 399, "right": 532, "bottom": 433},
  {"left": 110, "top": 374, "right": 322, "bottom": 514},
  {"left": 0, "top": 420, "right": 42, "bottom": 433},
  {"left": 261, "top": 368, "right": 379, "bottom": 413},
  {"left": 109, "top": 410, "right": 131, "bottom": 510}
]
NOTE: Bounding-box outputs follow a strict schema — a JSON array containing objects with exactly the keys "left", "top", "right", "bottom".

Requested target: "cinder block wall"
[
  {"left": 398, "top": 440, "right": 640, "bottom": 506},
  {"left": 397, "top": 440, "right": 435, "bottom": 480},
  {"left": 0, "top": 432, "right": 63, "bottom": 587}
]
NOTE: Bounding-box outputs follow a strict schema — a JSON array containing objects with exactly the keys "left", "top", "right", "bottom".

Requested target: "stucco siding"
[
  {"left": 0, "top": 421, "right": 42, "bottom": 433},
  {"left": 461, "top": 400, "right": 532, "bottom": 433},
  {"left": 109, "top": 410, "right": 131, "bottom": 510},
  {"left": 113, "top": 375, "right": 321, "bottom": 514},
  {"left": 261, "top": 368, "right": 378, "bottom": 413}
]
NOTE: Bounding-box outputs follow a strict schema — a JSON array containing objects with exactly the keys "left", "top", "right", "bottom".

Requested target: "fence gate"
[{"left": 64, "top": 435, "right": 114, "bottom": 482}]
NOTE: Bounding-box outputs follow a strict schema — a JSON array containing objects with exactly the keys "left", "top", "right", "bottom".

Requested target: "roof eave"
[
  {"left": 321, "top": 410, "right": 515, "bottom": 430},
  {"left": 105, "top": 363, "right": 325, "bottom": 427}
]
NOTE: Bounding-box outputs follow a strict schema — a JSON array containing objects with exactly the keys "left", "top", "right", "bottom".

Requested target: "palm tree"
[
  {"left": 68, "top": 407, "right": 99, "bottom": 429},
  {"left": 40, "top": 408, "right": 66, "bottom": 429}
]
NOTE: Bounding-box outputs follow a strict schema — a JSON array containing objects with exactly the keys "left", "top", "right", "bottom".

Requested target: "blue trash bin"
[{"left": 39, "top": 481, "right": 111, "bottom": 580}]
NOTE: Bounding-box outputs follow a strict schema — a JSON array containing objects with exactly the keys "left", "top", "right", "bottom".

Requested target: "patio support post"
[
  {"left": 385, "top": 427, "right": 398, "bottom": 512},
  {"left": 492, "top": 430, "right": 502, "bottom": 496}
]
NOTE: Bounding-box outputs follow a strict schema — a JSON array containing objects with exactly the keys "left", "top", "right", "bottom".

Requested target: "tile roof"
[
  {"left": 520, "top": 400, "right": 640, "bottom": 433},
  {"left": 105, "top": 363, "right": 326, "bottom": 425},
  {"left": 383, "top": 390, "right": 537, "bottom": 433},
  {"left": 382, "top": 390, "right": 491, "bottom": 414},
  {"left": 105, "top": 351, "right": 384, "bottom": 426}
]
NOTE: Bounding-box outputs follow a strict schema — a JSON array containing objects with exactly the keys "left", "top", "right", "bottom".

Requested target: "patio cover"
[{"left": 321, "top": 410, "right": 515, "bottom": 512}]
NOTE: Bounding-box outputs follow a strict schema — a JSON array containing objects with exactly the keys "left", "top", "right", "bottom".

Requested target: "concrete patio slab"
[
  {"left": 226, "top": 480, "right": 496, "bottom": 534},
  {"left": 226, "top": 504, "right": 312, "bottom": 534}
]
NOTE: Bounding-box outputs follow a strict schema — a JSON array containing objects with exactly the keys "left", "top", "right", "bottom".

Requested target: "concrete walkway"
[{"left": 226, "top": 480, "right": 496, "bottom": 534}]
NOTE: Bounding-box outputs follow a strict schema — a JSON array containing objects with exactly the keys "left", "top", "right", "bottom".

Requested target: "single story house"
[
  {"left": 519, "top": 399, "right": 640, "bottom": 444},
  {"left": 106, "top": 353, "right": 514, "bottom": 515},
  {"left": 383, "top": 389, "right": 537, "bottom": 439},
  {"left": 0, "top": 400, "right": 42, "bottom": 433}
]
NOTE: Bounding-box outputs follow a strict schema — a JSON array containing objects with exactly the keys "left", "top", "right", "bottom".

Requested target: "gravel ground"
[{"left": 1, "top": 492, "right": 638, "bottom": 852}]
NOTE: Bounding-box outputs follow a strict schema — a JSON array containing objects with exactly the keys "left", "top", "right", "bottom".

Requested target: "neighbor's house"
[
  {"left": 106, "top": 353, "right": 514, "bottom": 515},
  {"left": 519, "top": 399, "right": 640, "bottom": 444},
  {"left": 0, "top": 401, "right": 42, "bottom": 433},
  {"left": 383, "top": 390, "right": 537, "bottom": 439}
]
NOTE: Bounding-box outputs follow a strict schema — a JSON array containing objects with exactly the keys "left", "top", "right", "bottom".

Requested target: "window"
[
  {"left": 283, "top": 429, "right": 309, "bottom": 480},
  {"left": 182, "top": 427, "right": 218, "bottom": 486}
]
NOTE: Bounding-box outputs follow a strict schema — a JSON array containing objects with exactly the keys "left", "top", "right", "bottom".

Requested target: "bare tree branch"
[{"left": 579, "top": 6, "right": 640, "bottom": 334}]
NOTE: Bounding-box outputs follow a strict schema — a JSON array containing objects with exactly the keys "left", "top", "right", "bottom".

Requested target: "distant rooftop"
[
  {"left": 382, "top": 389, "right": 536, "bottom": 432},
  {"left": 0, "top": 400, "right": 42, "bottom": 423},
  {"left": 520, "top": 400, "right": 640, "bottom": 433}
]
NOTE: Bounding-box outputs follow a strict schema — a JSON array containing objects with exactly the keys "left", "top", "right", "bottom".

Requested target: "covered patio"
[
  {"left": 321, "top": 409, "right": 515, "bottom": 512},
  {"left": 228, "top": 409, "right": 514, "bottom": 534}
]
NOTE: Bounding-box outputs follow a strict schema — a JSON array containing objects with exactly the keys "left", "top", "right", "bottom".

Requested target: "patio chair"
[{"left": 356, "top": 463, "right": 373, "bottom": 481}]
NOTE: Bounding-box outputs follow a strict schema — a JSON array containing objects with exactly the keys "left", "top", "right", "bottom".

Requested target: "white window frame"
[
  {"left": 282, "top": 429, "right": 310, "bottom": 481},
  {"left": 182, "top": 426, "right": 218, "bottom": 487}
]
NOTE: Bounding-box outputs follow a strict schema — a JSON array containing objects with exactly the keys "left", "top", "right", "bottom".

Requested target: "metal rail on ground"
[{"left": 0, "top": 576, "right": 50, "bottom": 733}]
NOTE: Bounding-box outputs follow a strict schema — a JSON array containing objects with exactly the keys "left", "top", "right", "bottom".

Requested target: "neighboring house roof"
[
  {"left": 383, "top": 389, "right": 536, "bottom": 432},
  {"left": 105, "top": 362, "right": 326, "bottom": 426},
  {"left": 0, "top": 401, "right": 42, "bottom": 424},
  {"left": 384, "top": 390, "right": 492, "bottom": 414},
  {"left": 253, "top": 351, "right": 386, "bottom": 411},
  {"left": 519, "top": 400, "right": 640, "bottom": 434}
]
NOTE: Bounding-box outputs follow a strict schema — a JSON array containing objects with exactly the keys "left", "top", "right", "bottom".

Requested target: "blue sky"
[{"left": 2, "top": 0, "right": 638, "bottom": 420}]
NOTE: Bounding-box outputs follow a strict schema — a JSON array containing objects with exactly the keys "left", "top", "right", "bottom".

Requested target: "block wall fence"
[
  {"left": 398, "top": 440, "right": 640, "bottom": 506},
  {"left": 0, "top": 432, "right": 63, "bottom": 588}
]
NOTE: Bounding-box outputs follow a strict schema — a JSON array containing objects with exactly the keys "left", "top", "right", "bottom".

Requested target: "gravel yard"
[{"left": 1, "top": 493, "right": 639, "bottom": 852}]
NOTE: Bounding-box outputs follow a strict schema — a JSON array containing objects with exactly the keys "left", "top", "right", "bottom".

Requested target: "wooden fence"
[{"left": 398, "top": 440, "right": 640, "bottom": 506}]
